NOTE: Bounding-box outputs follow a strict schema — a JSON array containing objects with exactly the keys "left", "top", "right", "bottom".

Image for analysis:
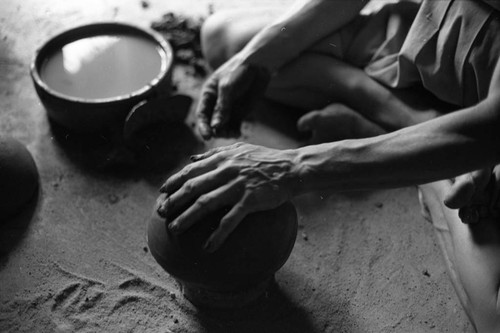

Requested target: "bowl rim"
[{"left": 30, "top": 21, "right": 174, "bottom": 105}]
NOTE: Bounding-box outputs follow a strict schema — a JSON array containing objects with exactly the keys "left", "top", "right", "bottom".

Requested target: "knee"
[{"left": 201, "top": 12, "right": 241, "bottom": 70}]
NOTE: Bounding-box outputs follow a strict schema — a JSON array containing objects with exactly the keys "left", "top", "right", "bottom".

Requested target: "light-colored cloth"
[{"left": 341, "top": 0, "right": 500, "bottom": 107}]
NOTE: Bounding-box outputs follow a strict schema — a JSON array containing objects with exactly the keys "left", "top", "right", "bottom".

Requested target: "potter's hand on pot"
[
  {"left": 196, "top": 57, "right": 271, "bottom": 140},
  {"left": 157, "top": 142, "right": 298, "bottom": 252}
]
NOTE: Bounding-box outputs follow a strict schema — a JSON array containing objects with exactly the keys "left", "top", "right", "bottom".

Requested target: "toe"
[{"left": 297, "top": 110, "right": 320, "bottom": 132}]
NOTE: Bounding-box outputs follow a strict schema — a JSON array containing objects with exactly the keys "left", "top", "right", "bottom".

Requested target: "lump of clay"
[
  {"left": 0, "top": 136, "right": 39, "bottom": 219},
  {"left": 148, "top": 194, "right": 298, "bottom": 308}
]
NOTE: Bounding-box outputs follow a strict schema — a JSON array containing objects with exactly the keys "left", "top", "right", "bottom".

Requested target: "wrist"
[
  {"left": 286, "top": 147, "right": 321, "bottom": 196},
  {"left": 237, "top": 23, "right": 293, "bottom": 74},
  {"left": 289, "top": 141, "right": 368, "bottom": 194}
]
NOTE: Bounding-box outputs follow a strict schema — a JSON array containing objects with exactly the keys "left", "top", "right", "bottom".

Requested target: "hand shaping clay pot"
[
  {"left": 147, "top": 194, "right": 298, "bottom": 308},
  {"left": 0, "top": 136, "right": 39, "bottom": 219}
]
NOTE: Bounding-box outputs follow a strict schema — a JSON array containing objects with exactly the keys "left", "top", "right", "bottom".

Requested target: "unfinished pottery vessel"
[
  {"left": 0, "top": 136, "right": 39, "bottom": 219},
  {"left": 147, "top": 193, "right": 298, "bottom": 308}
]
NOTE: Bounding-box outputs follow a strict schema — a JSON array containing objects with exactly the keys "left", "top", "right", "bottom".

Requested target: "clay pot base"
[{"left": 178, "top": 276, "right": 273, "bottom": 309}]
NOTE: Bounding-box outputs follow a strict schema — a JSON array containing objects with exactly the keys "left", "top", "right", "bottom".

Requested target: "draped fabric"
[
  {"left": 482, "top": 0, "right": 500, "bottom": 12},
  {"left": 341, "top": 0, "right": 500, "bottom": 107}
]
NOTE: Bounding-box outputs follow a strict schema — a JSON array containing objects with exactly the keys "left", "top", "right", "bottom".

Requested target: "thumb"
[{"left": 444, "top": 170, "right": 491, "bottom": 209}]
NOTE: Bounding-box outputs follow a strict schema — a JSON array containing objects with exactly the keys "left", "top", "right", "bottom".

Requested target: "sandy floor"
[{"left": 0, "top": 0, "right": 472, "bottom": 332}]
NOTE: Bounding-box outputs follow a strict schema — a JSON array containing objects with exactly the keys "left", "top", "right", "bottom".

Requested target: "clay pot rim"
[{"left": 30, "top": 21, "right": 174, "bottom": 105}]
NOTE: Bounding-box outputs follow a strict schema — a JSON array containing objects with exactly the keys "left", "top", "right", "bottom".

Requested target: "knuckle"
[
  {"left": 217, "top": 220, "right": 233, "bottom": 237},
  {"left": 195, "top": 194, "right": 213, "bottom": 210},
  {"left": 180, "top": 165, "right": 192, "bottom": 178},
  {"left": 182, "top": 180, "right": 196, "bottom": 195}
]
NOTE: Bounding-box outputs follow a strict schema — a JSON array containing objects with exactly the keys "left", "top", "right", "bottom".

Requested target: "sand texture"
[{"left": 1, "top": 0, "right": 472, "bottom": 332}]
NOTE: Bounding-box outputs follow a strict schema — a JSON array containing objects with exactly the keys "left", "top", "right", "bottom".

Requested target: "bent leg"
[
  {"left": 200, "top": 7, "right": 448, "bottom": 138},
  {"left": 266, "top": 52, "right": 452, "bottom": 131},
  {"left": 201, "top": 8, "right": 283, "bottom": 69},
  {"left": 419, "top": 181, "right": 500, "bottom": 332}
]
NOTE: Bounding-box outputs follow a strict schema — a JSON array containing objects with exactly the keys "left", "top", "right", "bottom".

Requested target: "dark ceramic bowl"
[
  {"left": 30, "top": 22, "right": 174, "bottom": 133},
  {"left": 147, "top": 194, "right": 298, "bottom": 308}
]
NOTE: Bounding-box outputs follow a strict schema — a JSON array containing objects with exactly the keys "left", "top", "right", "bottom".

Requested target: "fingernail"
[
  {"left": 159, "top": 184, "right": 167, "bottom": 193},
  {"left": 190, "top": 154, "right": 202, "bottom": 162},
  {"left": 168, "top": 222, "right": 178, "bottom": 232}
]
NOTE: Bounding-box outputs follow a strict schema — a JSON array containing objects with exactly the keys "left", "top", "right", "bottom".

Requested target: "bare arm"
[
  {"left": 293, "top": 58, "right": 500, "bottom": 192},
  {"left": 164, "top": 60, "right": 500, "bottom": 252},
  {"left": 294, "top": 94, "right": 500, "bottom": 193},
  {"left": 240, "top": 0, "right": 368, "bottom": 71},
  {"left": 161, "top": 95, "right": 500, "bottom": 251},
  {"left": 196, "top": 0, "right": 368, "bottom": 138}
]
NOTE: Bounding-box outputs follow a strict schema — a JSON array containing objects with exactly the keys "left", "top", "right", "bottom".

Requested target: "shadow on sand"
[
  {"left": 47, "top": 107, "right": 203, "bottom": 186},
  {"left": 183, "top": 270, "right": 359, "bottom": 333},
  {"left": 189, "top": 280, "right": 316, "bottom": 333}
]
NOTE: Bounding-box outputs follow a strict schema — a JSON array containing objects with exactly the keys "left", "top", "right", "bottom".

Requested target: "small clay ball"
[
  {"left": 0, "top": 136, "right": 39, "bottom": 219},
  {"left": 148, "top": 195, "right": 298, "bottom": 293}
]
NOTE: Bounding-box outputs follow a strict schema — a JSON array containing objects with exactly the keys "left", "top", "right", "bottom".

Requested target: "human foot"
[{"left": 297, "top": 103, "right": 386, "bottom": 144}]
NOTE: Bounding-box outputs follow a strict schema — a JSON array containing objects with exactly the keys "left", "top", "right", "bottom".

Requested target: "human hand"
[
  {"left": 444, "top": 165, "right": 500, "bottom": 223},
  {"left": 157, "top": 143, "right": 299, "bottom": 251},
  {"left": 196, "top": 56, "right": 272, "bottom": 140}
]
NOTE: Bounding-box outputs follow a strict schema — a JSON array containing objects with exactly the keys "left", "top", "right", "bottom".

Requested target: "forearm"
[
  {"left": 291, "top": 95, "right": 500, "bottom": 194},
  {"left": 239, "top": 0, "right": 368, "bottom": 71}
]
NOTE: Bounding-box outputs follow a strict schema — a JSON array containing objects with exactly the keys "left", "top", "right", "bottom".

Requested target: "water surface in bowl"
[{"left": 40, "top": 34, "right": 165, "bottom": 100}]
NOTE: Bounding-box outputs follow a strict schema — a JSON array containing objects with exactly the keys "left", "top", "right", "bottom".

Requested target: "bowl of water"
[{"left": 31, "top": 22, "right": 174, "bottom": 133}]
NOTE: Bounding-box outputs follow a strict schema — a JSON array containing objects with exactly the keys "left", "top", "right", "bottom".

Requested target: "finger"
[
  {"left": 444, "top": 173, "right": 476, "bottom": 209},
  {"left": 204, "top": 203, "right": 248, "bottom": 252},
  {"left": 211, "top": 64, "right": 258, "bottom": 131},
  {"left": 158, "top": 167, "right": 232, "bottom": 219},
  {"left": 168, "top": 182, "right": 238, "bottom": 234},
  {"left": 160, "top": 154, "right": 221, "bottom": 194},
  {"left": 469, "top": 168, "right": 491, "bottom": 204},
  {"left": 211, "top": 81, "right": 234, "bottom": 130},
  {"left": 156, "top": 193, "right": 169, "bottom": 218},
  {"left": 444, "top": 170, "right": 490, "bottom": 209},
  {"left": 196, "top": 84, "right": 218, "bottom": 140}
]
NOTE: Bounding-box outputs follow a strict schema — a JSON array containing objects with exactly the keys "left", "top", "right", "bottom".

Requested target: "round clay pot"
[
  {"left": 0, "top": 137, "right": 39, "bottom": 219},
  {"left": 147, "top": 194, "right": 298, "bottom": 308}
]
